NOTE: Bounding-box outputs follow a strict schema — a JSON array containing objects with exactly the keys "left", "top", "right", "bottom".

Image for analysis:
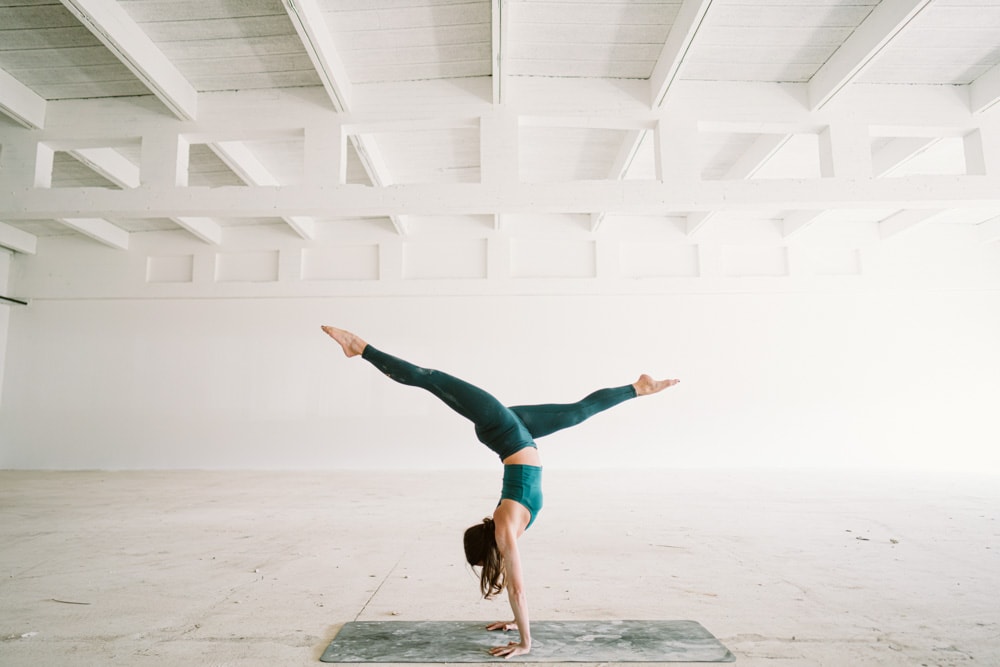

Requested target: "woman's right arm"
[{"left": 489, "top": 529, "right": 531, "bottom": 658}]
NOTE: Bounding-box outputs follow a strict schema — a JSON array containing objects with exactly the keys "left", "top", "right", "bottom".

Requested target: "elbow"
[{"left": 507, "top": 583, "right": 528, "bottom": 605}]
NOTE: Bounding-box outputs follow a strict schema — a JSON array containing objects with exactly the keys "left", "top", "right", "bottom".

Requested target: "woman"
[{"left": 321, "top": 325, "right": 679, "bottom": 658}]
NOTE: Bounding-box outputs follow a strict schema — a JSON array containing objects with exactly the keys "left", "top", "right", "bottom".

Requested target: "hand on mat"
[
  {"left": 489, "top": 640, "right": 530, "bottom": 659},
  {"left": 486, "top": 620, "right": 517, "bottom": 632}
]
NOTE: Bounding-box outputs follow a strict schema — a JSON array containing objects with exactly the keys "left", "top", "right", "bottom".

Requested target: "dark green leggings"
[{"left": 361, "top": 345, "right": 637, "bottom": 460}]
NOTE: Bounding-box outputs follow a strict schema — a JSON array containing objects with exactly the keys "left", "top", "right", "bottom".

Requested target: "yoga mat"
[{"left": 320, "top": 620, "right": 735, "bottom": 662}]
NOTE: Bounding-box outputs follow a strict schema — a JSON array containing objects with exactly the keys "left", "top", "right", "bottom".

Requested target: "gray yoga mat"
[{"left": 320, "top": 620, "right": 735, "bottom": 662}]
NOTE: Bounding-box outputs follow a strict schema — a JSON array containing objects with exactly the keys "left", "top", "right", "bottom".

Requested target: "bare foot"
[
  {"left": 633, "top": 374, "right": 680, "bottom": 396},
  {"left": 320, "top": 325, "right": 367, "bottom": 357}
]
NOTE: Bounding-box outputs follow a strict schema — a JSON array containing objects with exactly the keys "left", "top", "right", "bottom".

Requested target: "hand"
[
  {"left": 486, "top": 620, "right": 517, "bottom": 632},
  {"left": 489, "top": 641, "right": 530, "bottom": 659}
]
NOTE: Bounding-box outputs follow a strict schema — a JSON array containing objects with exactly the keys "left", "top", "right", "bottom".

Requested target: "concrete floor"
[{"left": 1, "top": 468, "right": 997, "bottom": 666}]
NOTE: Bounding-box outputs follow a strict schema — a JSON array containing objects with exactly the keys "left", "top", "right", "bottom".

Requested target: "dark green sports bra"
[{"left": 499, "top": 464, "right": 543, "bottom": 529}]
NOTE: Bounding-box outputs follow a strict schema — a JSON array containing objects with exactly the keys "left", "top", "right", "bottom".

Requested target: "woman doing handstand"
[{"left": 321, "top": 326, "right": 679, "bottom": 659}]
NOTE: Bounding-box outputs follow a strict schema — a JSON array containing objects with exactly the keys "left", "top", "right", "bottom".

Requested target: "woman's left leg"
[
  {"left": 508, "top": 385, "right": 637, "bottom": 440},
  {"left": 509, "top": 374, "right": 680, "bottom": 440}
]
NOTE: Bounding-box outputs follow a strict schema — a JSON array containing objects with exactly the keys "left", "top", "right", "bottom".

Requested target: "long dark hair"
[{"left": 463, "top": 517, "right": 504, "bottom": 599}]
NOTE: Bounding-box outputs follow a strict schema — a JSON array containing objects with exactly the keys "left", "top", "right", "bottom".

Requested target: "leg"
[
  {"left": 322, "top": 326, "right": 533, "bottom": 456},
  {"left": 509, "top": 386, "right": 637, "bottom": 440},
  {"left": 510, "top": 376, "right": 680, "bottom": 440}
]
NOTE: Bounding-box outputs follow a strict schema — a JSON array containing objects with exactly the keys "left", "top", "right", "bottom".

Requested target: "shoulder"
[{"left": 493, "top": 500, "right": 529, "bottom": 545}]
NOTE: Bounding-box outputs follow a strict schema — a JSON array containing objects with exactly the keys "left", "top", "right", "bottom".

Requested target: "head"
[{"left": 463, "top": 517, "right": 505, "bottom": 599}]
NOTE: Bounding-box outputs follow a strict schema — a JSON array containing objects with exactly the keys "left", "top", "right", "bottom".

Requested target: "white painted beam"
[
  {"left": 725, "top": 133, "right": 792, "bottom": 180},
  {"left": 211, "top": 141, "right": 317, "bottom": 239},
  {"left": 282, "top": 1, "right": 401, "bottom": 233},
  {"left": 977, "top": 215, "right": 1000, "bottom": 244},
  {"left": 69, "top": 148, "right": 140, "bottom": 188},
  {"left": 963, "top": 128, "right": 1000, "bottom": 176},
  {"left": 686, "top": 211, "right": 713, "bottom": 237},
  {"left": 0, "top": 66, "right": 46, "bottom": 129},
  {"left": 970, "top": 62, "right": 1000, "bottom": 114},
  {"left": 593, "top": 129, "right": 649, "bottom": 231},
  {"left": 59, "top": 0, "right": 197, "bottom": 120},
  {"left": 349, "top": 134, "right": 407, "bottom": 235},
  {"left": 782, "top": 210, "right": 823, "bottom": 239},
  {"left": 491, "top": 0, "right": 508, "bottom": 105},
  {"left": 57, "top": 218, "right": 129, "bottom": 250},
  {"left": 872, "top": 137, "right": 939, "bottom": 177},
  {"left": 878, "top": 209, "right": 941, "bottom": 240},
  {"left": 6, "top": 178, "right": 999, "bottom": 220},
  {"left": 284, "top": 0, "right": 352, "bottom": 112},
  {"left": 0, "top": 221, "right": 37, "bottom": 254},
  {"left": 686, "top": 133, "right": 790, "bottom": 238},
  {"left": 650, "top": 0, "right": 714, "bottom": 108},
  {"left": 172, "top": 217, "right": 222, "bottom": 245},
  {"left": 818, "top": 123, "right": 872, "bottom": 178},
  {"left": 141, "top": 132, "right": 190, "bottom": 187},
  {"left": 808, "top": 0, "right": 932, "bottom": 110}
]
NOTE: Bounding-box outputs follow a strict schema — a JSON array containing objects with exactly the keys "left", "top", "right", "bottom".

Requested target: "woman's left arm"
[{"left": 489, "top": 530, "right": 531, "bottom": 658}]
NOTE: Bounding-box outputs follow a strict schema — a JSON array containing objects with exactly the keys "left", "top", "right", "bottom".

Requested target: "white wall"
[
  {"left": 0, "top": 249, "right": 11, "bottom": 406},
  {"left": 3, "top": 225, "right": 999, "bottom": 473}
]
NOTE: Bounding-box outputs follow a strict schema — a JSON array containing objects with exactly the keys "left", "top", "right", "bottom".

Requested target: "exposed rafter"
[
  {"left": 57, "top": 218, "right": 129, "bottom": 250},
  {"left": 970, "top": 62, "right": 1000, "bottom": 114},
  {"left": 808, "top": 0, "right": 932, "bottom": 110},
  {"left": 649, "top": 0, "right": 714, "bottom": 108},
  {"left": 872, "top": 137, "right": 940, "bottom": 177},
  {"left": 65, "top": 146, "right": 223, "bottom": 245},
  {"left": 59, "top": 0, "right": 198, "bottom": 120},
  {"left": 0, "top": 66, "right": 46, "bottom": 129},
  {"left": 0, "top": 220, "right": 37, "bottom": 254},
  {"left": 284, "top": 0, "right": 352, "bottom": 112},
  {"left": 491, "top": 0, "right": 508, "bottom": 105},
  {"left": 687, "top": 133, "right": 792, "bottom": 238},
  {"left": 283, "top": 0, "right": 406, "bottom": 235},
  {"left": 70, "top": 148, "right": 140, "bottom": 188},
  {"left": 879, "top": 209, "right": 942, "bottom": 240},
  {"left": 593, "top": 129, "right": 647, "bottom": 231},
  {"left": 211, "top": 142, "right": 315, "bottom": 239}
]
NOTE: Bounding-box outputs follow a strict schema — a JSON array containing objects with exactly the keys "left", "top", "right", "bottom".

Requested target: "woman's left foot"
[
  {"left": 633, "top": 374, "right": 680, "bottom": 396},
  {"left": 321, "top": 325, "right": 367, "bottom": 357}
]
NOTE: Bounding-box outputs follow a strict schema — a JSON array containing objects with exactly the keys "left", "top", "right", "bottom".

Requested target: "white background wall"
[{"left": 3, "top": 225, "right": 999, "bottom": 473}]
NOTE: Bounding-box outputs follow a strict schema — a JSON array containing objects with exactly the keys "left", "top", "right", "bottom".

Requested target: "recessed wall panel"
[
  {"left": 215, "top": 250, "right": 279, "bottom": 283},
  {"left": 620, "top": 243, "right": 699, "bottom": 278},
  {"left": 146, "top": 255, "right": 194, "bottom": 283},
  {"left": 723, "top": 246, "right": 788, "bottom": 277},
  {"left": 302, "top": 245, "right": 379, "bottom": 281},
  {"left": 403, "top": 240, "right": 487, "bottom": 279},
  {"left": 511, "top": 240, "right": 596, "bottom": 278}
]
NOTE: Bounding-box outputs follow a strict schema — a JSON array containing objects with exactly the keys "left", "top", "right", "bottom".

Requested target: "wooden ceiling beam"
[
  {"left": 0, "top": 221, "right": 37, "bottom": 254},
  {"left": 808, "top": 0, "right": 932, "bottom": 110},
  {"left": 879, "top": 209, "right": 942, "bottom": 240},
  {"left": 0, "top": 66, "right": 46, "bottom": 129},
  {"left": 491, "top": 0, "right": 508, "bottom": 105},
  {"left": 284, "top": 0, "right": 405, "bottom": 234},
  {"left": 284, "top": 0, "right": 353, "bottom": 112},
  {"left": 970, "top": 62, "right": 1000, "bottom": 114},
  {"left": 649, "top": 0, "right": 715, "bottom": 108},
  {"left": 6, "top": 176, "right": 999, "bottom": 220},
  {"left": 57, "top": 218, "right": 129, "bottom": 250},
  {"left": 59, "top": 0, "right": 197, "bottom": 120}
]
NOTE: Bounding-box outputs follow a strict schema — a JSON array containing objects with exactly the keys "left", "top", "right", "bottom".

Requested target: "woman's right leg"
[{"left": 322, "top": 326, "right": 530, "bottom": 454}]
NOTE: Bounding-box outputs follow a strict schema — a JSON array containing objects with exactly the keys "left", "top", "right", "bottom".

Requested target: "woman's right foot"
[
  {"left": 633, "top": 374, "right": 680, "bottom": 396},
  {"left": 321, "top": 325, "right": 367, "bottom": 357}
]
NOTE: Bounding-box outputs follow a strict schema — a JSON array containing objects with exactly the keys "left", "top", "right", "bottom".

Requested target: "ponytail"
[{"left": 463, "top": 517, "right": 505, "bottom": 599}]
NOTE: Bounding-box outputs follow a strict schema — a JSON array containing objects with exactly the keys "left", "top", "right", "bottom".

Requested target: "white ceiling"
[{"left": 1, "top": 0, "right": 1000, "bottom": 254}]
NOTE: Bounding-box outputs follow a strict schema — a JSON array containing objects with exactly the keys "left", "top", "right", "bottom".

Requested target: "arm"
[{"left": 488, "top": 528, "right": 531, "bottom": 658}]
